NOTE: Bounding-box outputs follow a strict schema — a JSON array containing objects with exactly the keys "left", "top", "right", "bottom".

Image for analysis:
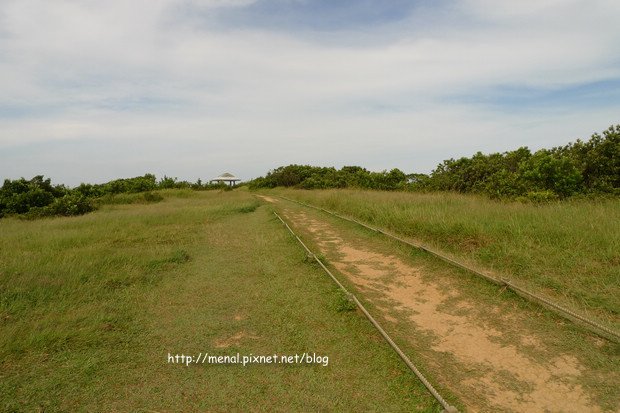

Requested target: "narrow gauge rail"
[
  {"left": 273, "top": 211, "right": 459, "bottom": 413},
  {"left": 271, "top": 195, "right": 620, "bottom": 343}
]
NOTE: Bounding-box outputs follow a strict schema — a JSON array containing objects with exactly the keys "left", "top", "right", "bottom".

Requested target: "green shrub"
[
  {"left": 0, "top": 176, "right": 62, "bottom": 215},
  {"left": 333, "top": 291, "right": 356, "bottom": 313},
  {"left": 518, "top": 151, "right": 583, "bottom": 198},
  {"left": 46, "top": 194, "right": 95, "bottom": 216},
  {"left": 23, "top": 194, "right": 95, "bottom": 218}
]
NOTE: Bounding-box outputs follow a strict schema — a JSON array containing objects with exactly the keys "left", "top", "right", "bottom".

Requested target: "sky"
[{"left": 1, "top": 0, "right": 619, "bottom": 186}]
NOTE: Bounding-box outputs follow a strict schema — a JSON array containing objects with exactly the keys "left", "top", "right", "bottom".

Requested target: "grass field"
[
  {"left": 0, "top": 189, "right": 441, "bottom": 412},
  {"left": 267, "top": 188, "right": 620, "bottom": 330},
  {"left": 2, "top": 187, "right": 619, "bottom": 411}
]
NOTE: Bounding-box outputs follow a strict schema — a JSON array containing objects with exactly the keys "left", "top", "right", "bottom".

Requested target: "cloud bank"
[{"left": 1, "top": 0, "right": 619, "bottom": 185}]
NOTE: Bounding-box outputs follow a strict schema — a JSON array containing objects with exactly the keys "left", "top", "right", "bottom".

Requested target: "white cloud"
[{"left": 0, "top": 0, "right": 618, "bottom": 184}]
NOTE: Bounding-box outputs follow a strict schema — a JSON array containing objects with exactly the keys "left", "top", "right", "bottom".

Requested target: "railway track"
[
  {"left": 260, "top": 194, "right": 617, "bottom": 412},
  {"left": 272, "top": 195, "right": 620, "bottom": 344},
  {"left": 273, "top": 210, "right": 460, "bottom": 413}
]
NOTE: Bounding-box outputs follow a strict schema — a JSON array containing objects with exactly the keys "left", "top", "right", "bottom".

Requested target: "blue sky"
[
  {"left": 0, "top": 0, "right": 619, "bottom": 185},
  {"left": 198, "top": 0, "right": 420, "bottom": 31}
]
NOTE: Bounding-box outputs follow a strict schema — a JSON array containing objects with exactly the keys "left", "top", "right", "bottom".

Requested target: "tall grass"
[{"left": 271, "top": 189, "right": 620, "bottom": 326}]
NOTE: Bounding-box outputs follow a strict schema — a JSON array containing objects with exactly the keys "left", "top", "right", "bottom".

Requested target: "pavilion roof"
[{"left": 213, "top": 172, "right": 240, "bottom": 180}]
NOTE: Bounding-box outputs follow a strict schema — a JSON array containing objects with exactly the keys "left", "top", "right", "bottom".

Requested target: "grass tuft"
[
  {"left": 235, "top": 203, "right": 259, "bottom": 213},
  {"left": 146, "top": 249, "right": 191, "bottom": 270},
  {"left": 333, "top": 291, "right": 357, "bottom": 313}
]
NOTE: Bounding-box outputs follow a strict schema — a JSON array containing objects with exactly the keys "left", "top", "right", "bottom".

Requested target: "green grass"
[
  {"left": 265, "top": 188, "right": 620, "bottom": 329},
  {"left": 96, "top": 191, "right": 164, "bottom": 206},
  {"left": 0, "top": 189, "right": 439, "bottom": 412}
]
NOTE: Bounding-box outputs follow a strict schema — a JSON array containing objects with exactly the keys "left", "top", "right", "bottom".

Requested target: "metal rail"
[
  {"left": 273, "top": 211, "right": 459, "bottom": 413},
  {"left": 272, "top": 195, "right": 620, "bottom": 343}
]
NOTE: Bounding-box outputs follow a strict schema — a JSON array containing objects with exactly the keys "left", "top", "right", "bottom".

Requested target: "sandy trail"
[
  {"left": 281, "top": 208, "right": 604, "bottom": 413},
  {"left": 256, "top": 195, "right": 277, "bottom": 203}
]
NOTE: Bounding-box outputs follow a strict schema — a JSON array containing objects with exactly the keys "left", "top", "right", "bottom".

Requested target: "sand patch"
[
  {"left": 233, "top": 313, "right": 245, "bottom": 321},
  {"left": 256, "top": 195, "right": 277, "bottom": 203}
]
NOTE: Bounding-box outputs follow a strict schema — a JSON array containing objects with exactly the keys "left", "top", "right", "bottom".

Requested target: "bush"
[
  {"left": 517, "top": 151, "right": 582, "bottom": 198},
  {"left": 1, "top": 174, "right": 167, "bottom": 219},
  {"left": 48, "top": 194, "right": 95, "bottom": 216},
  {"left": 26, "top": 194, "right": 95, "bottom": 218},
  {"left": 0, "top": 176, "right": 65, "bottom": 216}
]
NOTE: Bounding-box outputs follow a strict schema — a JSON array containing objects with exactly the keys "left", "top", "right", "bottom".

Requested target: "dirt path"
[{"left": 273, "top": 201, "right": 609, "bottom": 412}]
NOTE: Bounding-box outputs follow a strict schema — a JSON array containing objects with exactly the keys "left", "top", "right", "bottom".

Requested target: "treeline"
[
  {"left": 249, "top": 125, "right": 620, "bottom": 200},
  {"left": 3, "top": 125, "right": 617, "bottom": 219},
  {"left": 249, "top": 166, "right": 409, "bottom": 191},
  {"left": 0, "top": 174, "right": 228, "bottom": 219},
  {"left": 426, "top": 125, "right": 619, "bottom": 200},
  {"left": 72, "top": 174, "right": 224, "bottom": 197}
]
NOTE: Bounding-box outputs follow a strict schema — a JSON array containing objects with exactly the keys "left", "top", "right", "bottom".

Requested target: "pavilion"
[{"left": 210, "top": 172, "right": 241, "bottom": 187}]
